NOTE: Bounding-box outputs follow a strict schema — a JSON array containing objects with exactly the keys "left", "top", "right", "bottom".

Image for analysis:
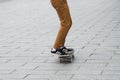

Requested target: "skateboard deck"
[{"left": 58, "top": 50, "right": 75, "bottom": 62}]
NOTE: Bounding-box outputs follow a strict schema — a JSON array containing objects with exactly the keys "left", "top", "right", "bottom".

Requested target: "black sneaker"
[{"left": 51, "top": 47, "right": 74, "bottom": 55}]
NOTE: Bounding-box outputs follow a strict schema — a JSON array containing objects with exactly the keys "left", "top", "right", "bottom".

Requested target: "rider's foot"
[{"left": 51, "top": 47, "right": 74, "bottom": 55}]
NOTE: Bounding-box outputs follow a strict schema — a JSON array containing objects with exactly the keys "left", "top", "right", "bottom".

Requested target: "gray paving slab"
[{"left": 0, "top": 0, "right": 120, "bottom": 80}]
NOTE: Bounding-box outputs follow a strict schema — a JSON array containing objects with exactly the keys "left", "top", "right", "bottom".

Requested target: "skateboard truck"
[{"left": 58, "top": 50, "right": 75, "bottom": 62}]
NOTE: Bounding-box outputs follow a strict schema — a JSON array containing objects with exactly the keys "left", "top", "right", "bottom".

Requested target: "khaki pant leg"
[{"left": 50, "top": 0, "right": 72, "bottom": 49}]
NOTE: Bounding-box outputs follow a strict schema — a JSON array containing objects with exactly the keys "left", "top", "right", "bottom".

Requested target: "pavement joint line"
[
  {"left": 100, "top": 70, "right": 104, "bottom": 75},
  {"left": 23, "top": 74, "right": 30, "bottom": 79},
  {"left": 9, "top": 69, "right": 16, "bottom": 74},
  {"left": 33, "top": 66, "right": 39, "bottom": 70}
]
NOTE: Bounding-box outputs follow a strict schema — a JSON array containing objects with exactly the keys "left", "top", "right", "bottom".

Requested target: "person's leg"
[{"left": 50, "top": 0, "right": 72, "bottom": 49}]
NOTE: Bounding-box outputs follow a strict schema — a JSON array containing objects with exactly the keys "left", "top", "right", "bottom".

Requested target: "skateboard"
[{"left": 58, "top": 50, "right": 75, "bottom": 62}]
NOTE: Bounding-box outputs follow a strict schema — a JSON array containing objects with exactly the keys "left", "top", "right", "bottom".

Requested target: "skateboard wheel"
[
  {"left": 69, "top": 58, "right": 72, "bottom": 62},
  {"left": 59, "top": 58, "right": 63, "bottom": 62},
  {"left": 72, "top": 55, "right": 75, "bottom": 59}
]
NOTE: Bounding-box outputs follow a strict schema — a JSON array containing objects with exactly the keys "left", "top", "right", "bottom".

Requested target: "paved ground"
[{"left": 0, "top": 0, "right": 120, "bottom": 80}]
